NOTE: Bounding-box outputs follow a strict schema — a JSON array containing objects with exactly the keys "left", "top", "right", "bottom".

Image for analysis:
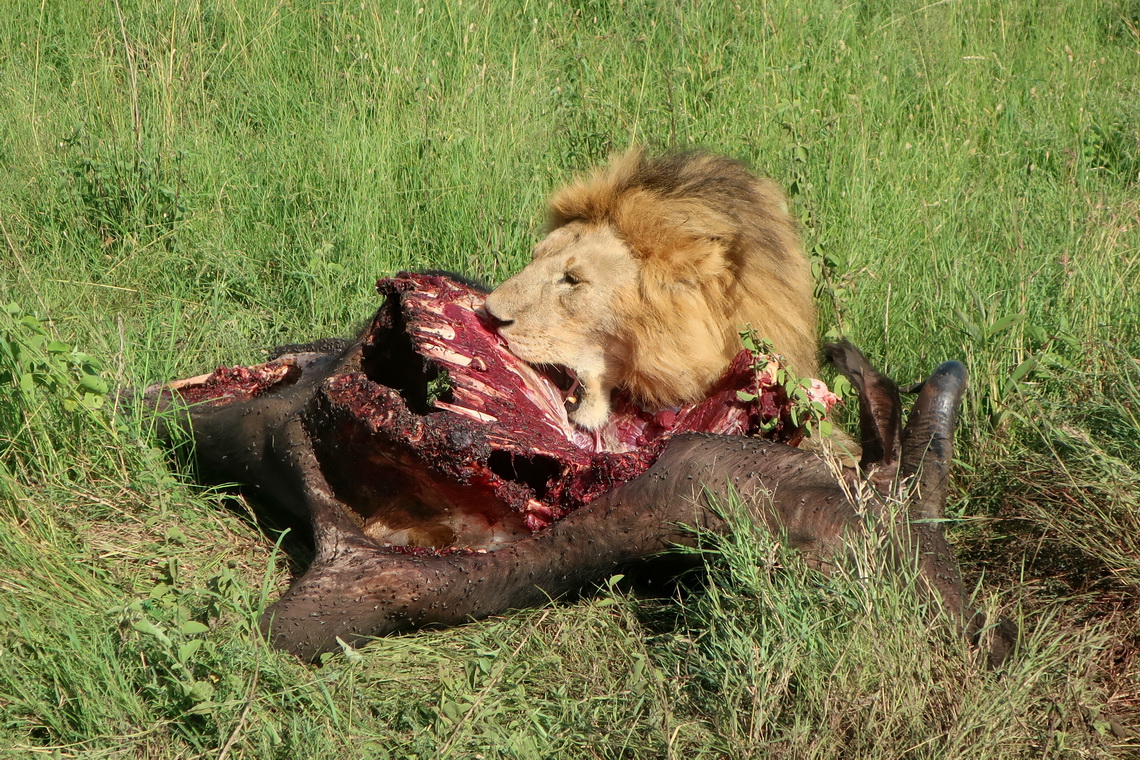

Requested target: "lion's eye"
[{"left": 561, "top": 271, "right": 581, "bottom": 286}]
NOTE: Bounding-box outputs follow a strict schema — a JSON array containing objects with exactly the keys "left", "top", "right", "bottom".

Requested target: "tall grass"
[{"left": 1, "top": 0, "right": 1137, "bottom": 756}]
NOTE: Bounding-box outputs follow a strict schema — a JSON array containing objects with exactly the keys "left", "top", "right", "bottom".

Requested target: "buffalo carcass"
[{"left": 146, "top": 272, "right": 1014, "bottom": 664}]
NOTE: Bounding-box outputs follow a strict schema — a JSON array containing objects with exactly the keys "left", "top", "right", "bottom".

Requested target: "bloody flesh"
[{"left": 163, "top": 273, "right": 837, "bottom": 546}]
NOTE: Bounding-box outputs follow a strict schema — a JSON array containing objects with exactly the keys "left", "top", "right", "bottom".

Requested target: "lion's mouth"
[
  {"left": 542, "top": 364, "right": 584, "bottom": 413},
  {"left": 475, "top": 308, "right": 584, "bottom": 412}
]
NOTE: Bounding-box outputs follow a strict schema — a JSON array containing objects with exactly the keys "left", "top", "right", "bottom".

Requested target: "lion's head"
[{"left": 483, "top": 149, "right": 818, "bottom": 430}]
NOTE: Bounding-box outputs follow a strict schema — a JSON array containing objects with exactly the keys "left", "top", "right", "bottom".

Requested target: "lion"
[{"left": 483, "top": 148, "right": 819, "bottom": 431}]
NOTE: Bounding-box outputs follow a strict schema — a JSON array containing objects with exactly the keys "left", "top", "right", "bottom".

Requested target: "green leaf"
[
  {"left": 1009, "top": 357, "right": 1037, "bottom": 384},
  {"left": 181, "top": 621, "right": 210, "bottom": 635},
  {"left": 177, "top": 640, "right": 203, "bottom": 663},
  {"left": 830, "top": 374, "right": 853, "bottom": 398},
  {"left": 439, "top": 697, "right": 464, "bottom": 722},
  {"left": 954, "top": 309, "right": 981, "bottom": 341},
  {"left": 148, "top": 583, "right": 174, "bottom": 600},
  {"left": 80, "top": 393, "right": 105, "bottom": 410},
  {"left": 1025, "top": 324, "right": 1049, "bottom": 343},
  {"left": 78, "top": 372, "right": 108, "bottom": 394},
  {"left": 131, "top": 618, "right": 171, "bottom": 645},
  {"left": 336, "top": 636, "right": 364, "bottom": 663},
  {"left": 990, "top": 313, "right": 1026, "bottom": 335},
  {"left": 18, "top": 315, "right": 44, "bottom": 332},
  {"left": 183, "top": 679, "right": 215, "bottom": 703},
  {"left": 185, "top": 700, "right": 218, "bottom": 716},
  {"left": 1041, "top": 351, "right": 1072, "bottom": 370}
]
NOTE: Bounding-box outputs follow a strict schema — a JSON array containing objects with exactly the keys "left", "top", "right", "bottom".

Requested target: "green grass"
[{"left": 1, "top": 0, "right": 1138, "bottom": 756}]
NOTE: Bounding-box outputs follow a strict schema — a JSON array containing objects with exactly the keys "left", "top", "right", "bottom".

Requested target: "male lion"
[{"left": 483, "top": 148, "right": 818, "bottom": 431}]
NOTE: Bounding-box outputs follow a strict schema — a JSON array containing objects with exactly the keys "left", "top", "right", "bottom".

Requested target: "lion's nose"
[{"left": 480, "top": 303, "right": 514, "bottom": 330}]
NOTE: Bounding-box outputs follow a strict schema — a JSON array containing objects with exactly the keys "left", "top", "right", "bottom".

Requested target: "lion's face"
[{"left": 483, "top": 221, "right": 638, "bottom": 430}]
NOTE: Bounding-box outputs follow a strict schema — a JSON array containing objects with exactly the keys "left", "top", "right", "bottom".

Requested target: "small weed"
[
  {"left": 0, "top": 303, "right": 108, "bottom": 410},
  {"left": 59, "top": 132, "right": 186, "bottom": 253},
  {"left": 737, "top": 328, "right": 846, "bottom": 439},
  {"left": 426, "top": 367, "right": 453, "bottom": 405},
  {"left": 0, "top": 304, "right": 113, "bottom": 484}
]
